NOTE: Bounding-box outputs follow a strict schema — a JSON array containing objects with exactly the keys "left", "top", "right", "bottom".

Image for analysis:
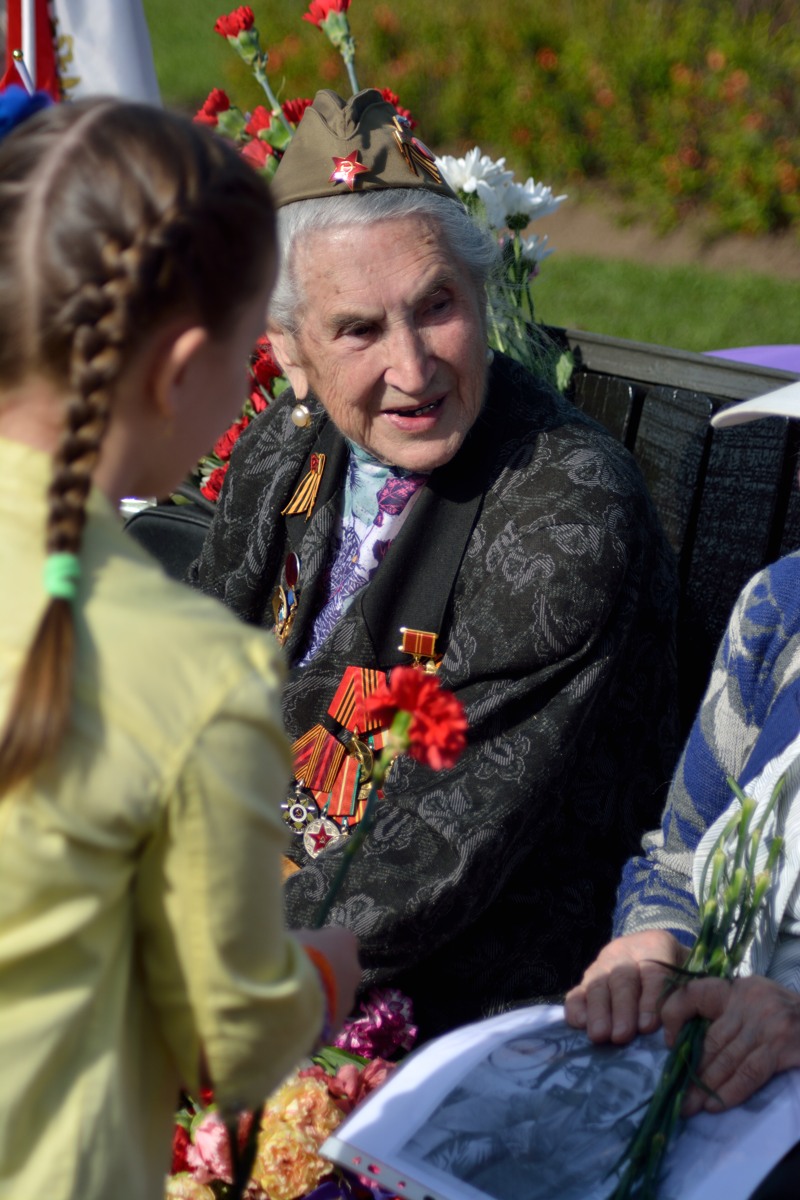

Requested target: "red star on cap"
[{"left": 329, "top": 151, "right": 370, "bottom": 191}]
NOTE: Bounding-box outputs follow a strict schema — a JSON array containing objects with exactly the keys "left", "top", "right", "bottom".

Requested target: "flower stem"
[
  {"left": 343, "top": 55, "right": 360, "bottom": 96},
  {"left": 312, "top": 784, "right": 379, "bottom": 928},
  {"left": 253, "top": 59, "right": 294, "bottom": 140}
]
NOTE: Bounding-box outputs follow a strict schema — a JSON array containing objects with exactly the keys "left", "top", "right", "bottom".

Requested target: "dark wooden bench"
[
  {"left": 556, "top": 328, "right": 800, "bottom": 733},
  {"left": 124, "top": 330, "right": 800, "bottom": 737}
]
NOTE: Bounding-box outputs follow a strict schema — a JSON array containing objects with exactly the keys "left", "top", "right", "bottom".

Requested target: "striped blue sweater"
[{"left": 615, "top": 550, "right": 800, "bottom": 944}]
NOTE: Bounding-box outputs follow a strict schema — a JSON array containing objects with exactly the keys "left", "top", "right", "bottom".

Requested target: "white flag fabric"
[{"left": 51, "top": 0, "right": 161, "bottom": 105}]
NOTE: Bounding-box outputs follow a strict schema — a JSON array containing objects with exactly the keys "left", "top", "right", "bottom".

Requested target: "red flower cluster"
[
  {"left": 213, "top": 414, "right": 249, "bottom": 462},
  {"left": 202, "top": 464, "right": 228, "bottom": 502},
  {"left": 244, "top": 104, "right": 272, "bottom": 136},
  {"left": 283, "top": 97, "right": 314, "bottom": 126},
  {"left": 241, "top": 138, "right": 275, "bottom": 168},
  {"left": 367, "top": 666, "right": 467, "bottom": 771},
  {"left": 194, "top": 87, "right": 230, "bottom": 126},
  {"left": 213, "top": 6, "right": 255, "bottom": 37},
  {"left": 171, "top": 1124, "right": 191, "bottom": 1174},
  {"left": 251, "top": 336, "right": 282, "bottom": 390},
  {"left": 380, "top": 88, "right": 417, "bottom": 129},
  {"left": 303, "top": 0, "right": 351, "bottom": 28}
]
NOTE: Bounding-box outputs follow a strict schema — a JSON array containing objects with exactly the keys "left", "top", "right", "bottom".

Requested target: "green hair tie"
[{"left": 43, "top": 552, "right": 81, "bottom": 603}]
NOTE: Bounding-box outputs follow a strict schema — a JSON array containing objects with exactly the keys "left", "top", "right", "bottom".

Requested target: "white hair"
[{"left": 270, "top": 188, "right": 499, "bottom": 333}]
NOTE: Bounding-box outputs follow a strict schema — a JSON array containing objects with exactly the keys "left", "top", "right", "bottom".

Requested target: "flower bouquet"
[
  {"left": 189, "top": 1, "right": 568, "bottom": 502},
  {"left": 167, "top": 1014, "right": 407, "bottom": 1200},
  {"left": 611, "top": 772, "right": 788, "bottom": 1199}
]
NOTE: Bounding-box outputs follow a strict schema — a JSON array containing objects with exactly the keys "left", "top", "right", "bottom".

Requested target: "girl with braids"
[{"left": 0, "top": 98, "right": 359, "bottom": 1200}]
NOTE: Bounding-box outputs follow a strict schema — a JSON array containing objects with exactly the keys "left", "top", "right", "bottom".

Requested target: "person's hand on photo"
[
  {"left": 565, "top": 930, "right": 687, "bottom": 1044},
  {"left": 661, "top": 974, "right": 800, "bottom": 1115}
]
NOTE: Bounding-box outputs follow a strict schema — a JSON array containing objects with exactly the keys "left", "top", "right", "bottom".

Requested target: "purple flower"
[{"left": 334, "top": 988, "right": 418, "bottom": 1058}]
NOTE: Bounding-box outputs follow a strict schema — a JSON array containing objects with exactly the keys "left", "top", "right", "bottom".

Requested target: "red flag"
[{"left": 1, "top": 0, "right": 60, "bottom": 99}]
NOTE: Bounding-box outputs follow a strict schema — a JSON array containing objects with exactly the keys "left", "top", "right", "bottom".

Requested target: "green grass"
[{"left": 532, "top": 256, "right": 800, "bottom": 353}]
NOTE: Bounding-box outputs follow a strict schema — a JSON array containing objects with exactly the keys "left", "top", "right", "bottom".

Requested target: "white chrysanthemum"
[
  {"left": 474, "top": 178, "right": 510, "bottom": 230},
  {"left": 519, "top": 232, "right": 555, "bottom": 266},
  {"left": 502, "top": 178, "right": 567, "bottom": 223},
  {"left": 435, "top": 146, "right": 513, "bottom": 195}
]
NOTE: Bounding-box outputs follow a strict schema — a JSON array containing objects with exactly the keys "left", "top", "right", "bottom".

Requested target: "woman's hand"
[
  {"left": 295, "top": 926, "right": 362, "bottom": 1034},
  {"left": 565, "top": 930, "right": 686, "bottom": 1044},
  {"left": 661, "top": 974, "right": 800, "bottom": 1114}
]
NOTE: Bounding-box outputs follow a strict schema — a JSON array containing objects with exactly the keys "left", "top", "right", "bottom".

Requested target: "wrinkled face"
[{"left": 273, "top": 215, "right": 488, "bottom": 472}]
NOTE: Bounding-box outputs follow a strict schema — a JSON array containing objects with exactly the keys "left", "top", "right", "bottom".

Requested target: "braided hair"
[{"left": 0, "top": 98, "right": 277, "bottom": 796}]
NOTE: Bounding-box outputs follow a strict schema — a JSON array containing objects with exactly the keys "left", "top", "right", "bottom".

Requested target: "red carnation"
[
  {"left": 303, "top": 0, "right": 351, "bottom": 28},
  {"left": 241, "top": 138, "right": 275, "bottom": 168},
  {"left": 251, "top": 336, "right": 282, "bottom": 388},
  {"left": 194, "top": 87, "right": 230, "bottom": 126},
  {"left": 380, "top": 88, "right": 417, "bottom": 129},
  {"left": 213, "top": 415, "right": 249, "bottom": 462},
  {"left": 171, "top": 1125, "right": 191, "bottom": 1174},
  {"left": 201, "top": 464, "right": 228, "bottom": 502},
  {"left": 282, "top": 97, "right": 314, "bottom": 126},
  {"left": 366, "top": 666, "right": 467, "bottom": 771},
  {"left": 214, "top": 6, "right": 255, "bottom": 37},
  {"left": 249, "top": 385, "right": 269, "bottom": 414},
  {"left": 245, "top": 105, "right": 272, "bottom": 136}
]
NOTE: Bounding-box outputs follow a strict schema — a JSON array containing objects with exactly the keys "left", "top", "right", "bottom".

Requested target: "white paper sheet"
[{"left": 323, "top": 1005, "right": 800, "bottom": 1200}]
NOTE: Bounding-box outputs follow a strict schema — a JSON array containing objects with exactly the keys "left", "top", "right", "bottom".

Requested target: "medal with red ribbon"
[{"left": 289, "top": 665, "right": 390, "bottom": 855}]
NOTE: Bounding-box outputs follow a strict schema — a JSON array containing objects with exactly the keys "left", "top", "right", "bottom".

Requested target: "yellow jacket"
[{"left": 0, "top": 439, "right": 322, "bottom": 1199}]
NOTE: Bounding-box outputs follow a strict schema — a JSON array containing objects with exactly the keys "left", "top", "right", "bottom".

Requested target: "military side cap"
[{"left": 271, "top": 88, "right": 459, "bottom": 208}]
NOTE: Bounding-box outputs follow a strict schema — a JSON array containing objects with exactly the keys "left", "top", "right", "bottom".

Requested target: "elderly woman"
[
  {"left": 190, "top": 89, "right": 679, "bottom": 1039},
  {"left": 566, "top": 381, "right": 800, "bottom": 1144}
]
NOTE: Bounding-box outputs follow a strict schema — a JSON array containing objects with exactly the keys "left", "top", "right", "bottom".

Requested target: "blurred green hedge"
[{"left": 144, "top": 0, "right": 800, "bottom": 239}]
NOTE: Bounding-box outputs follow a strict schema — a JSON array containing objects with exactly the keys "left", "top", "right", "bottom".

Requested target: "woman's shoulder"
[
  {"left": 727, "top": 551, "right": 800, "bottom": 653},
  {"left": 483, "top": 354, "right": 662, "bottom": 530}
]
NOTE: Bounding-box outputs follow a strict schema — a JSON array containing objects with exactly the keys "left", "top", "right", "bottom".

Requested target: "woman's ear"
[
  {"left": 147, "top": 324, "right": 210, "bottom": 421},
  {"left": 267, "top": 326, "right": 310, "bottom": 400}
]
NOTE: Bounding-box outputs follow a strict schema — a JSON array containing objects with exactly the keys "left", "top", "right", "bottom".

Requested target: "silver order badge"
[
  {"left": 281, "top": 787, "right": 320, "bottom": 835},
  {"left": 303, "top": 817, "right": 342, "bottom": 859}
]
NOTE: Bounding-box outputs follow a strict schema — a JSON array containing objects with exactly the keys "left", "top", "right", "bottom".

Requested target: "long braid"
[
  {"left": 0, "top": 239, "right": 141, "bottom": 793},
  {"left": 0, "top": 99, "right": 276, "bottom": 797}
]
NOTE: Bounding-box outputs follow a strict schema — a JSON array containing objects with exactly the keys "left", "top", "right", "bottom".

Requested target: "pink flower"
[
  {"left": 214, "top": 6, "right": 255, "bottom": 37},
  {"left": 335, "top": 987, "right": 418, "bottom": 1058},
  {"left": 303, "top": 0, "right": 351, "bottom": 28},
  {"left": 366, "top": 666, "right": 468, "bottom": 770},
  {"left": 186, "top": 1113, "right": 233, "bottom": 1185},
  {"left": 193, "top": 88, "right": 230, "bottom": 126},
  {"left": 300, "top": 1058, "right": 395, "bottom": 1116}
]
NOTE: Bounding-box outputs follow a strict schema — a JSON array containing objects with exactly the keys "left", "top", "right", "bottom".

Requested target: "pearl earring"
[
  {"left": 291, "top": 403, "right": 311, "bottom": 429},
  {"left": 486, "top": 348, "right": 495, "bottom": 365}
]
